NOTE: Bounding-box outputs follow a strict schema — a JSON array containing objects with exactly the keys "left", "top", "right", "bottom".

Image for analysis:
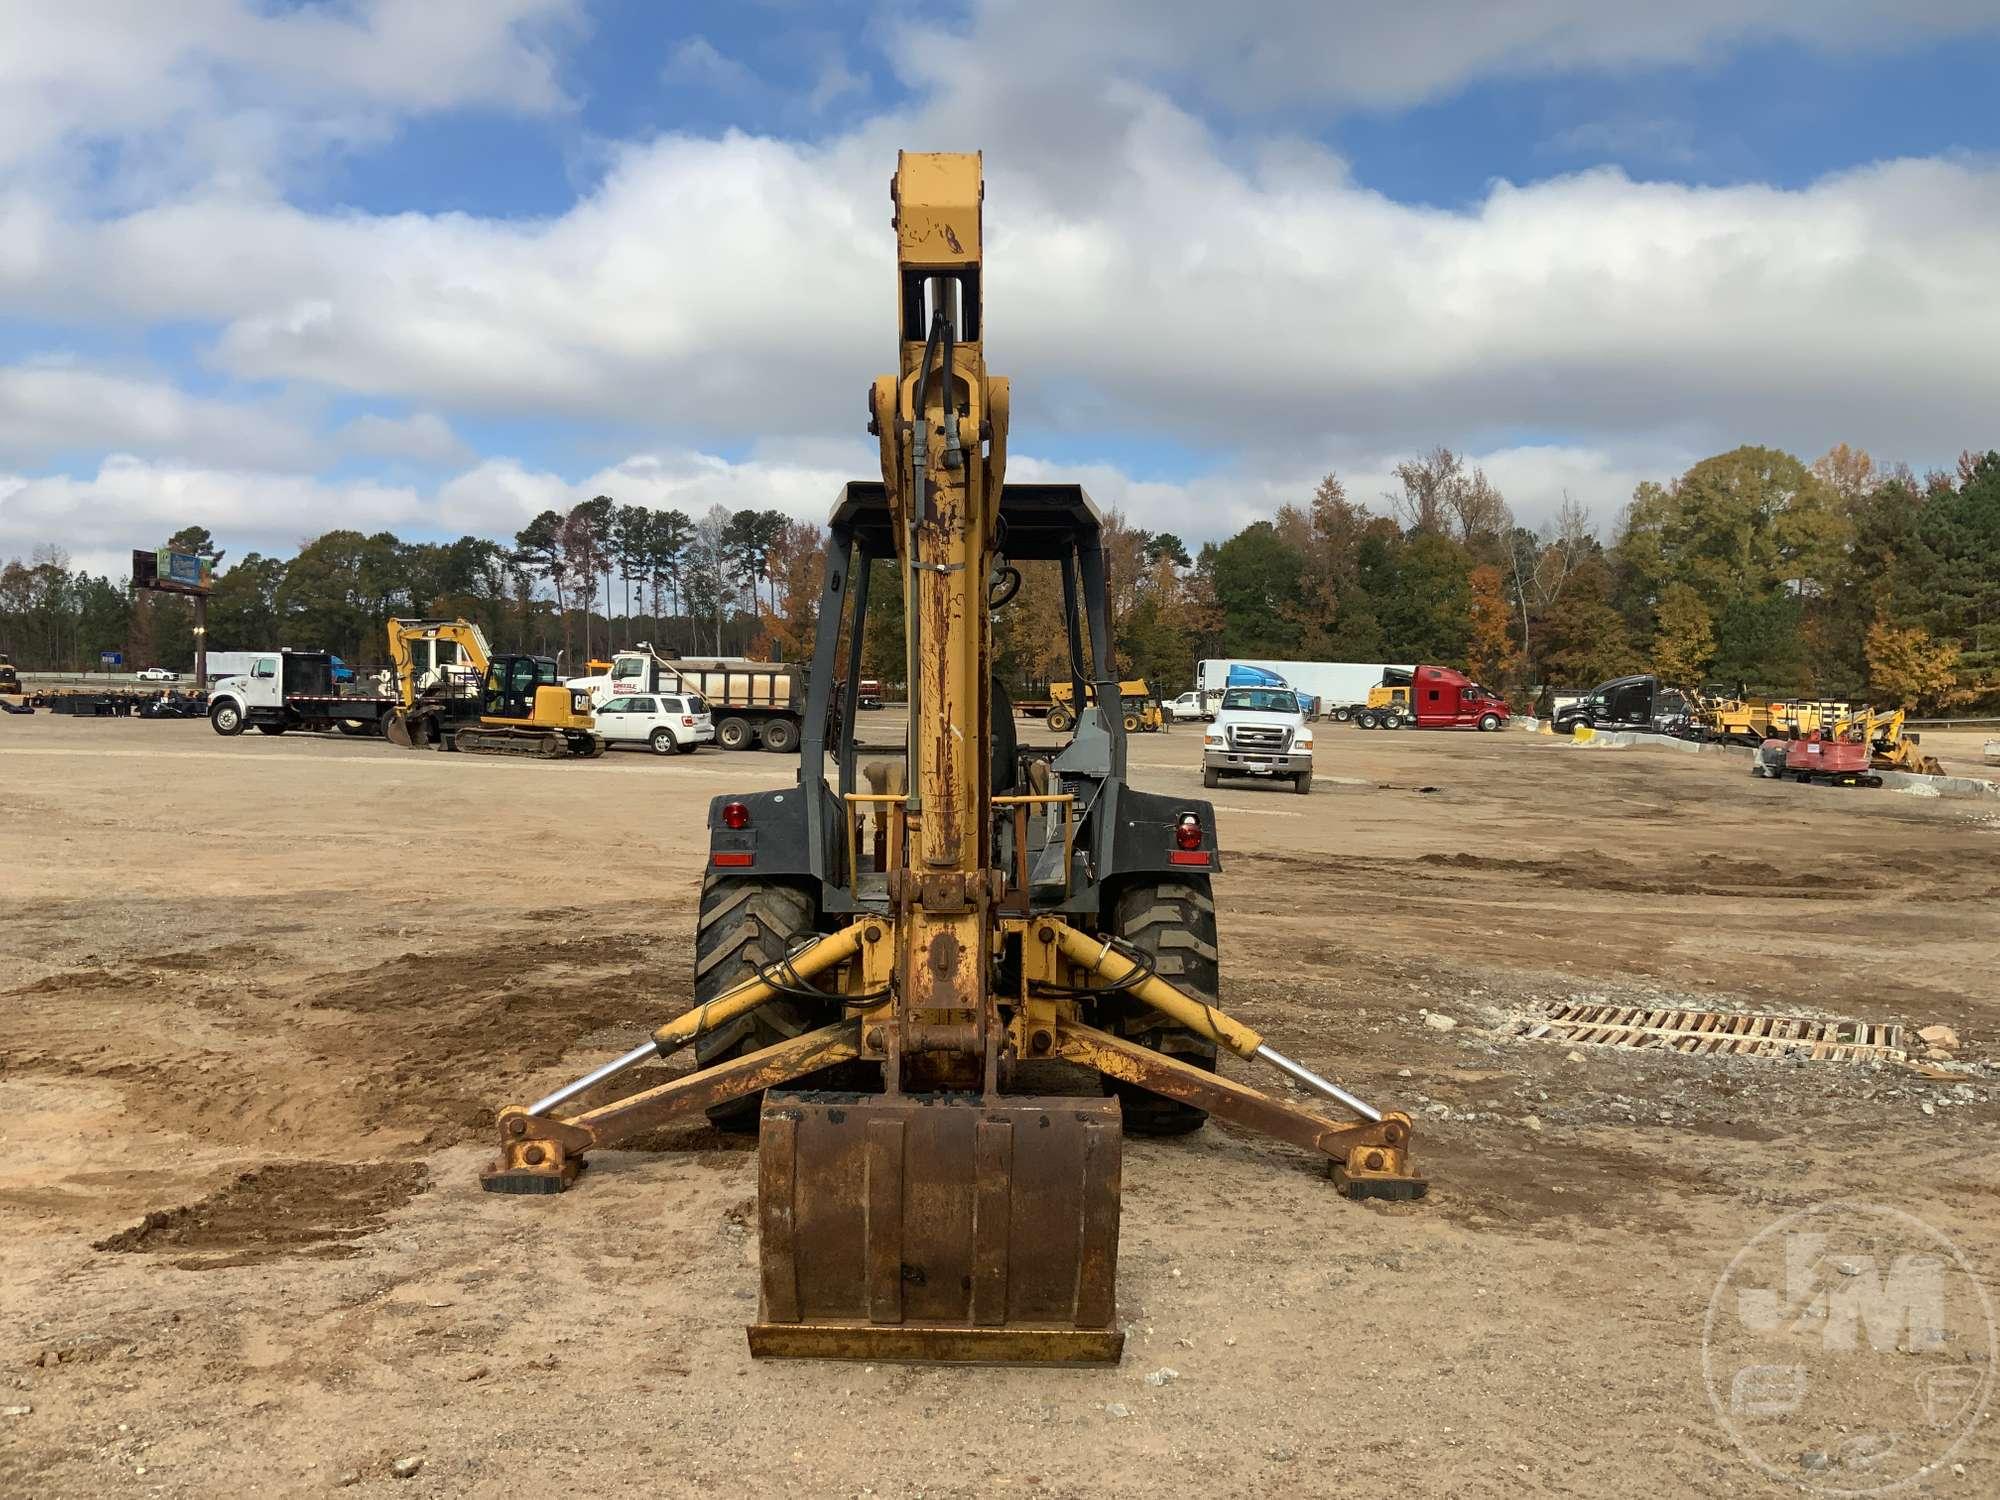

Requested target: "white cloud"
[
  {"left": 13, "top": 100, "right": 1994, "bottom": 479},
  {"left": 0, "top": 360, "right": 319, "bottom": 469},
  {"left": 0, "top": 0, "right": 579, "bottom": 194},
  {"left": 3, "top": 0, "right": 1997, "bottom": 572},
  {"left": 0, "top": 455, "right": 419, "bottom": 577},
  {"left": 338, "top": 411, "right": 472, "bottom": 466},
  {"left": 895, "top": 1, "right": 2000, "bottom": 114}
]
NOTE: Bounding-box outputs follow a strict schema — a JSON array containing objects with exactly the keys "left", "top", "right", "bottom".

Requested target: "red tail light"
[
  {"left": 681, "top": 715, "right": 694, "bottom": 726},
  {"left": 1175, "top": 813, "right": 1202, "bottom": 850},
  {"left": 722, "top": 800, "right": 751, "bottom": 830}
]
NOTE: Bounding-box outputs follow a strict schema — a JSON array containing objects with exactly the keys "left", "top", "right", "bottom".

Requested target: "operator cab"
[{"left": 484, "top": 654, "right": 559, "bottom": 720}]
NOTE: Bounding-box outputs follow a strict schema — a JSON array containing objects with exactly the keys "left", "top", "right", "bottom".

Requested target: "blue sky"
[{"left": 4, "top": 1, "right": 2000, "bottom": 575}]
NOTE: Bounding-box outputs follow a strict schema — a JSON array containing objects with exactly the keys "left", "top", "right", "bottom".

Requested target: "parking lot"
[{"left": 2, "top": 713, "right": 1995, "bottom": 1497}]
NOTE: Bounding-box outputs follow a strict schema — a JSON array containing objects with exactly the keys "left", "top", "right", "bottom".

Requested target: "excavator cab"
[{"left": 480, "top": 152, "right": 1422, "bottom": 1366}]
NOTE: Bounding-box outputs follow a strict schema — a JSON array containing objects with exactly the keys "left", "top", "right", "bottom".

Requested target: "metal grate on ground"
[{"left": 1513, "top": 1002, "right": 1905, "bottom": 1063}]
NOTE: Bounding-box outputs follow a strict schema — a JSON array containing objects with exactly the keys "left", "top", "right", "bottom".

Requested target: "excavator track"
[{"left": 453, "top": 728, "right": 601, "bottom": 759}]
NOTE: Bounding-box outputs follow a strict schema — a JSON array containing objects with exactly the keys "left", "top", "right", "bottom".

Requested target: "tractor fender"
[
  {"left": 705, "top": 785, "right": 831, "bottom": 880},
  {"left": 1101, "top": 783, "right": 1223, "bottom": 880}
]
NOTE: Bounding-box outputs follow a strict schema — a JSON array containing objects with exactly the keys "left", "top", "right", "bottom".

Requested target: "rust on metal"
[
  {"left": 749, "top": 1091, "right": 1124, "bottom": 1365},
  {"left": 1053, "top": 1023, "right": 1425, "bottom": 1198}
]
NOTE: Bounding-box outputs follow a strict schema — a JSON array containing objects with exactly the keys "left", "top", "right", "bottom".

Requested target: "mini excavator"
[{"left": 482, "top": 152, "right": 1424, "bottom": 1364}]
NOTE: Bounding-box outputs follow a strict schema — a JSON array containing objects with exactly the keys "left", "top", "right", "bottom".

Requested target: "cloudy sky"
[{"left": 4, "top": 0, "right": 1999, "bottom": 578}]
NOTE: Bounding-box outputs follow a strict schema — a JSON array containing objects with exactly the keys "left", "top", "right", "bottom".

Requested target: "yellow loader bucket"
[{"left": 749, "top": 1092, "right": 1124, "bottom": 1364}]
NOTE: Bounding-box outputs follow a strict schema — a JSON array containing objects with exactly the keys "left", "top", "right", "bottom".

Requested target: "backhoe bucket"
[
  {"left": 383, "top": 709, "right": 414, "bottom": 749},
  {"left": 749, "top": 1092, "right": 1124, "bottom": 1364}
]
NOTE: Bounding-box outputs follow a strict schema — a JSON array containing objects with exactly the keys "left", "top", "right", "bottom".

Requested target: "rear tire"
[
  {"left": 650, "top": 728, "right": 676, "bottom": 755},
  {"left": 1122, "top": 711, "right": 1141, "bottom": 734},
  {"left": 716, "top": 716, "right": 752, "bottom": 751},
  {"left": 1046, "top": 706, "right": 1073, "bottom": 733},
  {"left": 256, "top": 723, "right": 286, "bottom": 736},
  {"left": 1356, "top": 710, "right": 1378, "bottom": 730},
  {"left": 1102, "top": 879, "right": 1220, "bottom": 1135},
  {"left": 676, "top": 737, "right": 699, "bottom": 755},
  {"left": 760, "top": 717, "right": 799, "bottom": 754},
  {"left": 692, "top": 878, "right": 857, "bottom": 1130}
]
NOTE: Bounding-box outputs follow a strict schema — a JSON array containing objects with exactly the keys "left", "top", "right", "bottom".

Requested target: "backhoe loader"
[
  {"left": 382, "top": 618, "right": 604, "bottom": 758},
  {"left": 481, "top": 153, "right": 1423, "bottom": 1364}
]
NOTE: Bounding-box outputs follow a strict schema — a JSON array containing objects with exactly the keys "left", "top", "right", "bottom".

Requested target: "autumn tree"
[
  {"left": 1865, "top": 617, "right": 1968, "bottom": 713},
  {"left": 1650, "top": 582, "right": 1716, "bottom": 688},
  {"left": 1465, "top": 563, "right": 1521, "bottom": 685}
]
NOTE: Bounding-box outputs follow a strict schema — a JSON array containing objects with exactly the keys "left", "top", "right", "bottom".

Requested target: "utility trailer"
[
  {"left": 570, "top": 649, "right": 805, "bottom": 752},
  {"left": 207, "top": 651, "right": 399, "bottom": 737}
]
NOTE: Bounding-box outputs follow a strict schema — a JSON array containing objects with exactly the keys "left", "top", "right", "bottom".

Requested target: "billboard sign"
[
  {"left": 131, "top": 548, "right": 214, "bottom": 594},
  {"left": 157, "top": 550, "right": 213, "bottom": 588}
]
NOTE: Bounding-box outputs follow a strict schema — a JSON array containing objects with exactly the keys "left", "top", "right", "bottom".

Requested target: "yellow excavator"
[
  {"left": 382, "top": 618, "right": 604, "bottom": 758},
  {"left": 1839, "top": 705, "right": 1945, "bottom": 776},
  {"left": 480, "top": 153, "right": 1422, "bottom": 1365}
]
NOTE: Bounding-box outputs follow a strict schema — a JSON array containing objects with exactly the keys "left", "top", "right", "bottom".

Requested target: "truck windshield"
[{"left": 1220, "top": 688, "right": 1296, "bottom": 713}]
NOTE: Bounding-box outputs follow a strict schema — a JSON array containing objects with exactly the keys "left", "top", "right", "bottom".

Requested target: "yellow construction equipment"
[
  {"left": 1045, "top": 677, "right": 1164, "bottom": 734},
  {"left": 1699, "top": 690, "right": 1945, "bottom": 776},
  {"left": 382, "top": 618, "right": 604, "bottom": 758},
  {"left": 479, "top": 152, "right": 1422, "bottom": 1366},
  {"left": 1839, "top": 705, "right": 1945, "bottom": 776}
]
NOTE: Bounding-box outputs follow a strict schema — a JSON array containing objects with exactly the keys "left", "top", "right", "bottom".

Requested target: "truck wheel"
[
  {"left": 1294, "top": 770, "right": 1312, "bottom": 794},
  {"left": 209, "top": 701, "right": 245, "bottom": 736},
  {"left": 1334, "top": 706, "right": 1352, "bottom": 722},
  {"left": 1478, "top": 712, "right": 1502, "bottom": 732},
  {"left": 1356, "top": 710, "right": 1378, "bottom": 730},
  {"left": 760, "top": 717, "right": 799, "bottom": 754},
  {"left": 1202, "top": 765, "right": 1220, "bottom": 789},
  {"left": 1381, "top": 710, "right": 1403, "bottom": 729},
  {"left": 1046, "top": 706, "right": 1073, "bottom": 733},
  {"left": 255, "top": 724, "right": 286, "bottom": 735},
  {"left": 649, "top": 728, "right": 676, "bottom": 755},
  {"left": 1102, "top": 879, "right": 1220, "bottom": 1135},
  {"left": 336, "top": 719, "right": 374, "bottom": 737},
  {"left": 716, "top": 716, "right": 752, "bottom": 751},
  {"left": 1122, "top": 711, "right": 1141, "bottom": 734},
  {"left": 692, "top": 877, "right": 859, "bottom": 1130}
]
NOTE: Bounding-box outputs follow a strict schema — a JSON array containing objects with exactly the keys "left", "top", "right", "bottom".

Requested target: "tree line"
[{"left": 4, "top": 442, "right": 1995, "bottom": 712}]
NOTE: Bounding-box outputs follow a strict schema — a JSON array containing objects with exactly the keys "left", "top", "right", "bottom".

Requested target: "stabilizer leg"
[
  {"left": 1052, "top": 1022, "right": 1426, "bottom": 1200},
  {"left": 482, "top": 1020, "right": 863, "bottom": 1194}
]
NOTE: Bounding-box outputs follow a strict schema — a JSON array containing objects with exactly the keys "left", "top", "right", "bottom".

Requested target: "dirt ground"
[{"left": 2, "top": 712, "right": 1995, "bottom": 1498}]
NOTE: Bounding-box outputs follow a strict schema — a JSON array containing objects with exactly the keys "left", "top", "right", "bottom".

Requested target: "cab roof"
[{"left": 829, "top": 481, "right": 1102, "bottom": 561}]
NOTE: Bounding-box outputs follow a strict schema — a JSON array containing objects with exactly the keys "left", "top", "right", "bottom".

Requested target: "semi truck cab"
[{"left": 1409, "top": 666, "right": 1511, "bottom": 731}]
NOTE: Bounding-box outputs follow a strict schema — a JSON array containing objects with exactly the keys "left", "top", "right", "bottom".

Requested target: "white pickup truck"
[{"left": 1201, "top": 686, "right": 1313, "bottom": 794}]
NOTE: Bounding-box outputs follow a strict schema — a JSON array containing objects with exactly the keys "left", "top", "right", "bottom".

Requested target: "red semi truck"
[{"left": 1408, "top": 665, "right": 1511, "bottom": 730}]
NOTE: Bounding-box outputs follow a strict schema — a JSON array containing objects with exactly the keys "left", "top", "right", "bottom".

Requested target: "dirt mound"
[{"left": 94, "top": 1161, "right": 427, "bottom": 1269}]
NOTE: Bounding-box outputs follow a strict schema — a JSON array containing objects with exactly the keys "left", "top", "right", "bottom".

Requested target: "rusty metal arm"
[
  {"left": 1051, "top": 1023, "right": 1424, "bottom": 1201},
  {"left": 517, "top": 920, "right": 873, "bottom": 1121},
  {"left": 485, "top": 1021, "right": 864, "bottom": 1193},
  {"left": 1040, "top": 919, "right": 1382, "bottom": 1122}
]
